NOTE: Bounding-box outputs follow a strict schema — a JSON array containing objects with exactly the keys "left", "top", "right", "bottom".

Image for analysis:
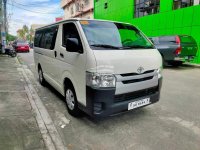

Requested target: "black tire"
[
  {"left": 11, "top": 52, "right": 17, "bottom": 57},
  {"left": 65, "top": 84, "right": 81, "bottom": 117},
  {"left": 170, "top": 61, "right": 183, "bottom": 67},
  {"left": 38, "top": 67, "right": 46, "bottom": 86}
]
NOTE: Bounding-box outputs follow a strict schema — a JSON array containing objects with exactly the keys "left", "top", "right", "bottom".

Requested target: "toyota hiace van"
[{"left": 34, "top": 19, "right": 162, "bottom": 117}]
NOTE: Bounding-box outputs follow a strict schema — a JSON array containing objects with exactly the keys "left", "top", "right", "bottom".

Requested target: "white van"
[{"left": 34, "top": 19, "right": 162, "bottom": 117}]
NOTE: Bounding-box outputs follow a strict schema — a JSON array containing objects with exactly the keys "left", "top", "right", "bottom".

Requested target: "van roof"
[{"left": 35, "top": 18, "right": 133, "bottom": 31}]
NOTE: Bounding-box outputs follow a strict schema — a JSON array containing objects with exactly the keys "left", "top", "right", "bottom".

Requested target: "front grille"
[
  {"left": 114, "top": 86, "right": 158, "bottom": 103},
  {"left": 120, "top": 70, "right": 154, "bottom": 77},
  {"left": 122, "top": 76, "right": 153, "bottom": 84}
]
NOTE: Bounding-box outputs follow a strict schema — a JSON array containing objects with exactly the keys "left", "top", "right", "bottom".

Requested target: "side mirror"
[{"left": 66, "top": 38, "right": 83, "bottom": 53}]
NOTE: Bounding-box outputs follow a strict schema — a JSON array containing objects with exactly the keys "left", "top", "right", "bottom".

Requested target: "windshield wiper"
[
  {"left": 90, "top": 44, "right": 122, "bottom": 49},
  {"left": 123, "top": 45, "right": 154, "bottom": 49}
]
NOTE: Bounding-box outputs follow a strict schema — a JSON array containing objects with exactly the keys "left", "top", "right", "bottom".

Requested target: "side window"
[
  {"left": 40, "top": 32, "right": 46, "bottom": 48},
  {"left": 34, "top": 31, "right": 42, "bottom": 47},
  {"left": 46, "top": 26, "right": 58, "bottom": 50},
  {"left": 159, "top": 36, "right": 175, "bottom": 43},
  {"left": 36, "top": 26, "right": 58, "bottom": 50},
  {"left": 135, "top": 0, "right": 160, "bottom": 18},
  {"left": 173, "top": 0, "right": 196, "bottom": 9},
  {"left": 62, "top": 23, "right": 83, "bottom": 48}
]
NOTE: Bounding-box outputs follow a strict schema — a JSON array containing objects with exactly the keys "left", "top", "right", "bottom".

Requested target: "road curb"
[{"left": 15, "top": 57, "right": 67, "bottom": 150}]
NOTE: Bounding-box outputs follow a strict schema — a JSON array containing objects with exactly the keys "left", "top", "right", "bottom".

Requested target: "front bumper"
[
  {"left": 82, "top": 78, "right": 162, "bottom": 118},
  {"left": 16, "top": 48, "right": 29, "bottom": 52}
]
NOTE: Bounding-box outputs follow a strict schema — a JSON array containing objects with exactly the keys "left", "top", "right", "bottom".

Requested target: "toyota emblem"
[{"left": 137, "top": 67, "right": 144, "bottom": 74}]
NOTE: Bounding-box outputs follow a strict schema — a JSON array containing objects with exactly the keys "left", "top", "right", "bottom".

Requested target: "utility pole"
[
  {"left": 3, "top": 0, "right": 6, "bottom": 33},
  {"left": 0, "top": 0, "right": 3, "bottom": 53},
  {"left": 1, "top": 0, "right": 7, "bottom": 53}
]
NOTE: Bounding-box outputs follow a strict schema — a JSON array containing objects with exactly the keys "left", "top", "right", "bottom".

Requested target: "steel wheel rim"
[{"left": 66, "top": 89, "right": 75, "bottom": 110}]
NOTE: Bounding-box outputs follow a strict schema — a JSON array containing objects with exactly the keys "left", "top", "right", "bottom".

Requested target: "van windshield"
[{"left": 80, "top": 20, "right": 154, "bottom": 50}]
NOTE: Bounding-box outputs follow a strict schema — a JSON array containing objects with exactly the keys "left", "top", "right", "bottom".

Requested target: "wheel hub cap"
[{"left": 66, "top": 89, "right": 75, "bottom": 110}]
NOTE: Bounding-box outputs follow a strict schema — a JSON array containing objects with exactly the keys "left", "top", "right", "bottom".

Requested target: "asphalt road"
[{"left": 18, "top": 51, "right": 200, "bottom": 150}]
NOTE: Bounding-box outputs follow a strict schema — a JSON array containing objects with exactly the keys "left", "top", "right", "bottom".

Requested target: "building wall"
[
  {"left": 61, "top": 0, "right": 94, "bottom": 19},
  {"left": 94, "top": 0, "right": 200, "bottom": 63}
]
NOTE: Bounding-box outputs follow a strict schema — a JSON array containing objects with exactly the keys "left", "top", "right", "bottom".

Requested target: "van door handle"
[
  {"left": 60, "top": 53, "right": 64, "bottom": 58},
  {"left": 54, "top": 51, "right": 57, "bottom": 57}
]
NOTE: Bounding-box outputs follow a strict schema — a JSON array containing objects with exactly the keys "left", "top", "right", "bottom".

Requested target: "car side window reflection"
[{"left": 62, "top": 23, "right": 83, "bottom": 49}]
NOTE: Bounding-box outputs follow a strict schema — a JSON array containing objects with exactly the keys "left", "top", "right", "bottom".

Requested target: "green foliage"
[
  {"left": 17, "top": 24, "right": 33, "bottom": 42},
  {"left": 7, "top": 34, "right": 17, "bottom": 42}
]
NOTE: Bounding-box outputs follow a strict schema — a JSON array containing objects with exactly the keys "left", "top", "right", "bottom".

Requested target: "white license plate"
[
  {"left": 128, "top": 98, "right": 150, "bottom": 110},
  {"left": 21, "top": 47, "right": 25, "bottom": 48}
]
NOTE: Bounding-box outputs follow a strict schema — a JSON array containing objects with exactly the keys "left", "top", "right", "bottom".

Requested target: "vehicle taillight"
[
  {"left": 175, "top": 36, "right": 180, "bottom": 44},
  {"left": 174, "top": 36, "right": 182, "bottom": 55},
  {"left": 175, "top": 46, "right": 182, "bottom": 55}
]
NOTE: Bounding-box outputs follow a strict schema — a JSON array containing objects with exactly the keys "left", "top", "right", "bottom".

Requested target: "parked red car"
[{"left": 13, "top": 41, "right": 30, "bottom": 52}]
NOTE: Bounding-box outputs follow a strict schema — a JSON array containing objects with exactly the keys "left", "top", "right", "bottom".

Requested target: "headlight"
[
  {"left": 86, "top": 72, "right": 116, "bottom": 88},
  {"left": 156, "top": 67, "right": 162, "bottom": 78}
]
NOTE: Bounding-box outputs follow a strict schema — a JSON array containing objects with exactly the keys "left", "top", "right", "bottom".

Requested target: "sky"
[{"left": 7, "top": 0, "right": 64, "bottom": 35}]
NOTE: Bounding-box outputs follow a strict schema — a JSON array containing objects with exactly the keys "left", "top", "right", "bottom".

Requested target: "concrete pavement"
[
  {"left": 0, "top": 55, "right": 46, "bottom": 150},
  {"left": 17, "top": 51, "right": 200, "bottom": 150},
  {"left": 0, "top": 55, "right": 66, "bottom": 150}
]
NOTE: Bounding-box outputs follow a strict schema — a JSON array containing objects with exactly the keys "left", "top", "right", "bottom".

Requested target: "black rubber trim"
[{"left": 120, "top": 70, "right": 155, "bottom": 77}]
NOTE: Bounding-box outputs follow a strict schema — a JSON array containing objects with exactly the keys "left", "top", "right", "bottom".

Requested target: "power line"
[
  {"left": 7, "top": 2, "right": 63, "bottom": 14},
  {"left": 11, "top": 0, "right": 53, "bottom": 7}
]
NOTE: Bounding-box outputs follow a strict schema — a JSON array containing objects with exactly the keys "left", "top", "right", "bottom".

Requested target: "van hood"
[{"left": 92, "top": 49, "right": 162, "bottom": 74}]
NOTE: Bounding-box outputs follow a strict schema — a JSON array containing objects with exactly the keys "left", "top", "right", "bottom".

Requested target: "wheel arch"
[
  {"left": 64, "top": 78, "right": 74, "bottom": 91},
  {"left": 62, "top": 75, "right": 78, "bottom": 97}
]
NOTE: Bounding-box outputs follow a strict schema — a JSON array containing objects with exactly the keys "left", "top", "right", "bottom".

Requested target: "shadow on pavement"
[{"left": 164, "top": 63, "right": 199, "bottom": 71}]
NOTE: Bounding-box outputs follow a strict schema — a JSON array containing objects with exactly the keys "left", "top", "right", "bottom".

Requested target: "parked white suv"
[{"left": 34, "top": 19, "right": 162, "bottom": 118}]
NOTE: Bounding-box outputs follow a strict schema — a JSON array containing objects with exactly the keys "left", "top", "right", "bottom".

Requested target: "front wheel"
[{"left": 65, "top": 85, "right": 81, "bottom": 117}]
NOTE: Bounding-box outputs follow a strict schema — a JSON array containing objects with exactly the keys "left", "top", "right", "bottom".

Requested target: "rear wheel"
[
  {"left": 38, "top": 67, "right": 46, "bottom": 86},
  {"left": 170, "top": 61, "right": 183, "bottom": 67},
  {"left": 11, "top": 52, "right": 17, "bottom": 57},
  {"left": 65, "top": 85, "right": 81, "bottom": 117}
]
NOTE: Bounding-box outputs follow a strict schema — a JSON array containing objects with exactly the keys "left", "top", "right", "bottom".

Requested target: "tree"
[
  {"left": 17, "top": 25, "right": 30, "bottom": 40},
  {"left": 6, "top": 34, "right": 17, "bottom": 42},
  {"left": 23, "top": 25, "right": 29, "bottom": 35},
  {"left": 16, "top": 25, "right": 35, "bottom": 43},
  {"left": 17, "top": 29, "right": 25, "bottom": 40},
  {"left": 29, "top": 27, "right": 34, "bottom": 43}
]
